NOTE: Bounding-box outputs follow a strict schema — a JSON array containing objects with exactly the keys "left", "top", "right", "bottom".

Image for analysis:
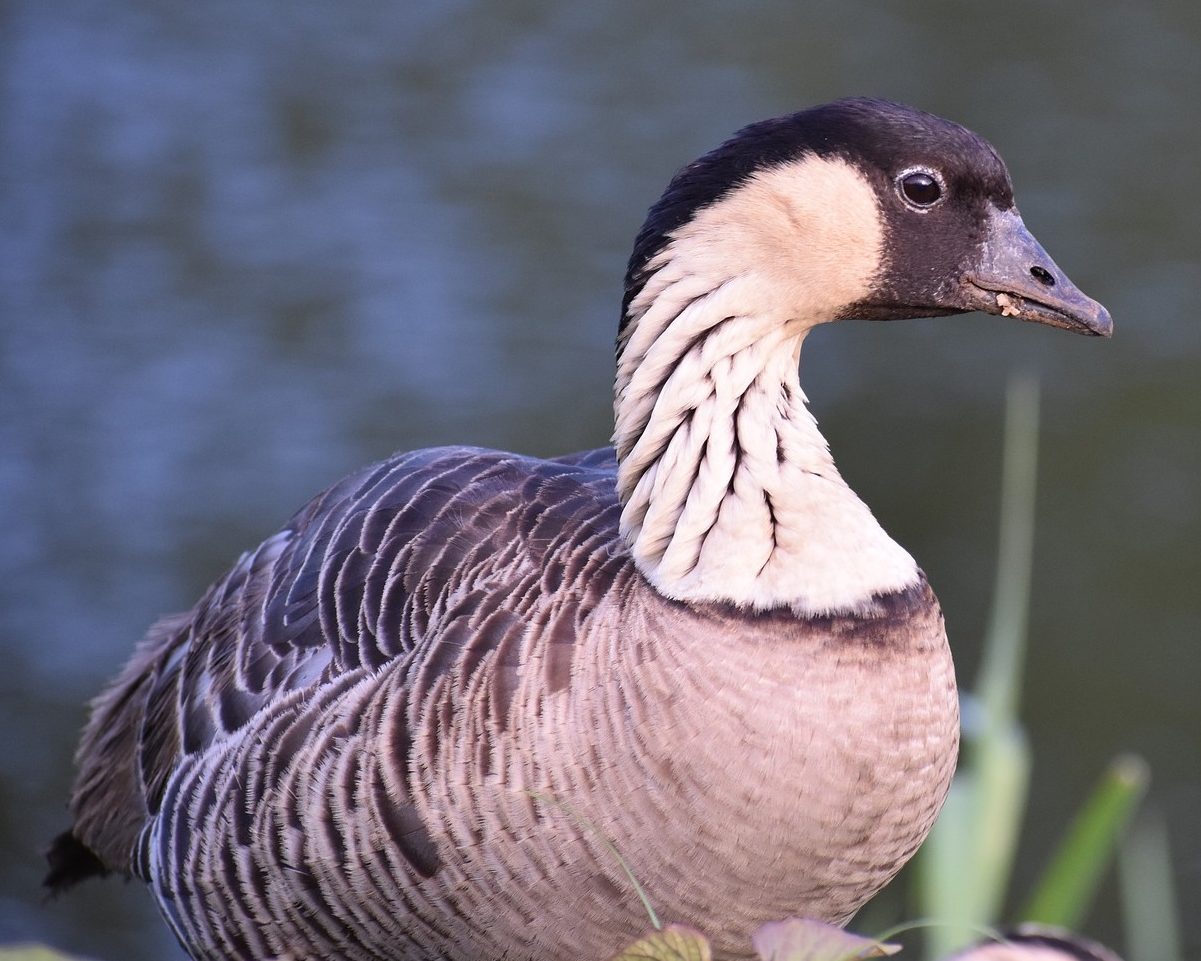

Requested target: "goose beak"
[{"left": 961, "top": 208, "right": 1112, "bottom": 337}]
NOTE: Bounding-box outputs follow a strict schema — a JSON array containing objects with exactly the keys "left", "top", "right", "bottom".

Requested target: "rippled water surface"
[{"left": 2, "top": 2, "right": 1198, "bottom": 959}]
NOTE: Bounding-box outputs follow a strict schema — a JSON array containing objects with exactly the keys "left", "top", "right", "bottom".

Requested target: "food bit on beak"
[{"left": 995, "top": 292, "right": 1022, "bottom": 318}]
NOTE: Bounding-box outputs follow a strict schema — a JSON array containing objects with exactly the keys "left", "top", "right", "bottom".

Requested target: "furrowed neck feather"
[{"left": 613, "top": 154, "right": 920, "bottom": 615}]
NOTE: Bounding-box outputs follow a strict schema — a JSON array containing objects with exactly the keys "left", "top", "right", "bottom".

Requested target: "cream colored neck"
[{"left": 612, "top": 156, "right": 920, "bottom": 615}]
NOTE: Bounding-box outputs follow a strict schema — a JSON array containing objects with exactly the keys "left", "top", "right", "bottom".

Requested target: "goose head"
[
  {"left": 614, "top": 98, "right": 1109, "bottom": 614},
  {"left": 620, "top": 97, "right": 1111, "bottom": 352}
]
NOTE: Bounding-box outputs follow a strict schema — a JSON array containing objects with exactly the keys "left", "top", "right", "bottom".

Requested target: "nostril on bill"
[{"left": 1030, "top": 265, "right": 1056, "bottom": 286}]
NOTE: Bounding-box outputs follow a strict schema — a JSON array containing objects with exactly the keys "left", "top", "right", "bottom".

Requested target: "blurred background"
[{"left": 1, "top": 1, "right": 1197, "bottom": 959}]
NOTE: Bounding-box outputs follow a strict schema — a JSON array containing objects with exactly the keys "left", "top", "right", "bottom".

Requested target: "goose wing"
[{"left": 49, "top": 444, "right": 623, "bottom": 888}]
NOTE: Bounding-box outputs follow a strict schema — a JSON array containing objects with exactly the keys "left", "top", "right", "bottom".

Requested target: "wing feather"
[{"left": 53, "top": 444, "right": 623, "bottom": 885}]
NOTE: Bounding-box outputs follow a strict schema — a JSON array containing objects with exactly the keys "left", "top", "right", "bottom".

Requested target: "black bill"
[{"left": 962, "top": 208, "right": 1112, "bottom": 337}]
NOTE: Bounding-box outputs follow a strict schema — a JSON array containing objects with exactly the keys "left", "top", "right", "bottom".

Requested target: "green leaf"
[
  {"left": 1022, "top": 754, "right": 1148, "bottom": 927},
  {"left": 1119, "top": 806, "right": 1183, "bottom": 961},
  {"left": 608, "top": 925, "right": 711, "bottom": 961},
  {"left": 752, "top": 918, "right": 899, "bottom": 961},
  {"left": 915, "top": 376, "right": 1039, "bottom": 960},
  {"left": 914, "top": 720, "right": 1030, "bottom": 959},
  {"left": 0, "top": 947, "right": 102, "bottom": 961},
  {"left": 975, "top": 374, "right": 1040, "bottom": 728}
]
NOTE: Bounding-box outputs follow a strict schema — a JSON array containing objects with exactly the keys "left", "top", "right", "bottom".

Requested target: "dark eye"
[{"left": 899, "top": 171, "right": 942, "bottom": 207}]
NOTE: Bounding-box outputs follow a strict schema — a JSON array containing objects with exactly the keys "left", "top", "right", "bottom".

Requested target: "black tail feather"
[{"left": 44, "top": 830, "right": 110, "bottom": 895}]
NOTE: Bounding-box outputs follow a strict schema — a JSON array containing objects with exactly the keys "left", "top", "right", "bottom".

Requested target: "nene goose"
[{"left": 47, "top": 98, "right": 1110, "bottom": 961}]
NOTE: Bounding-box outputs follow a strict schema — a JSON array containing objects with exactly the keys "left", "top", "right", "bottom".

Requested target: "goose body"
[{"left": 49, "top": 99, "right": 1109, "bottom": 961}]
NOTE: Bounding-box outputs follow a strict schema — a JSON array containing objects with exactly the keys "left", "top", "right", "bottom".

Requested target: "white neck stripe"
[{"left": 613, "top": 155, "right": 920, "bottom": 615}]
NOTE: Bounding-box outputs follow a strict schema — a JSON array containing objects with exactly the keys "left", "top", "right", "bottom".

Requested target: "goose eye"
[{"left": 900, "top": 171, "right": 942, "bottom": 207}]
